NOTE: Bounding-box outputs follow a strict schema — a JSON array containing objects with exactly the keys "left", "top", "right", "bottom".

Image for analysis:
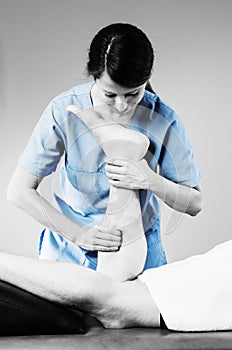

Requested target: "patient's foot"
[
  {"left": 67, "top": 105, "right": 149, "bottom": 159},
  {"left": 67, "top": 106, "right": 149, "bottom": 281}
]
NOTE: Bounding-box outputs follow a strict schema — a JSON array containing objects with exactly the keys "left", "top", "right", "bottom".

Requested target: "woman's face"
[{"left": 91, "top": 70, "right": 146, "bottom": 124}]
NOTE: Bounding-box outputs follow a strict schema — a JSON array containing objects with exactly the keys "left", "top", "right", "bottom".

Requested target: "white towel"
[{"left": 139, "top": 239, "right": 232, "bottom": 331}]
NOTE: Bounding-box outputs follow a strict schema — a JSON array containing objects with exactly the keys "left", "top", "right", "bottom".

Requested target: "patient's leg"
[
  {"left": 0, "top": 252, "right": 159, "bottom": 329},
  {"left": 67, "top": 106, "right": 150, "bottom": 281}
]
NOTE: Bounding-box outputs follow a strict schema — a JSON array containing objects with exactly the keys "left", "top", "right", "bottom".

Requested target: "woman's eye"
[
  {"left": 105, "top": 92, "right": 139, "bottom": 98},
  {"left": 126, "top": 92, "right": 139, "bottom": 97},
  {"left": 105, "top": 94, "right": 116, "bottom": 98}
]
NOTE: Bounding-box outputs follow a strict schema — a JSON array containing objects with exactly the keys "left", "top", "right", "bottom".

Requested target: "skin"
[
  {"left": 7, "top": 167, "right": 122, "bottom": 252},
  {"left": 91, "top": 71, "right": 203, "bottom": 216},
  {"left": 4, "top": 70, "right": 203, "bottom": 330},
  {"left": 0, "top": 251, "right": 160, "bottom": 329},
  {"left": 66, "top": 104, "right": 150, "bottom": 281},
  {"left": 7, "top": 71, "right": 202, "bottom": 254},
  {"left": 90, "top": 70, "right": 147, "bottom": 125}
]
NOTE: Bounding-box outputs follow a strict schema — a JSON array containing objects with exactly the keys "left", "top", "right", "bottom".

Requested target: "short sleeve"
[
  {"left": 159, "top": 118, "right": 201, "bottom": 187},
  {"left": 18, "top": 102, "right": 66, "bottom": 177}
]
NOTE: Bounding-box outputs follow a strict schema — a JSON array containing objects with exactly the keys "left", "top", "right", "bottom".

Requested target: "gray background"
[{"left": 1, "top": 0, "right": 231, "bottom": 262}]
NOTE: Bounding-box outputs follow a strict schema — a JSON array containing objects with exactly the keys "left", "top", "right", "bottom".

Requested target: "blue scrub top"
[{"left": 18, "top": 81, "right": 201, "bottom": 270}]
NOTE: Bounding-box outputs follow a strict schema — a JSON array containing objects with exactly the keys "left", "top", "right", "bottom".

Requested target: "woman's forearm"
[
  {"left": 148, "top": 171, "right": 202, "bottom": 216},
  {"left": 14, "top": 189, "right": 84, "bottom": 241},
  {"left": 104, "top": 157, "right": 202, "bottom": 217},
  {"left": 7, "top": 168, "right": 85, "bottom": 244}
]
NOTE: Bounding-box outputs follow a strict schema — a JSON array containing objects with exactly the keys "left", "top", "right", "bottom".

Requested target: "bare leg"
[
  {"left": 67, "top": 106, "right": 150, "bottom": 281},
  {"left": 0, "top": 252, "right": 159, "bottom": 329}
]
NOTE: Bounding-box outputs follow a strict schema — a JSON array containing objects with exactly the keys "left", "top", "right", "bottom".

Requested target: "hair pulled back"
[{"left": 87, "top": 23, "right": 154, "bottom": 91}]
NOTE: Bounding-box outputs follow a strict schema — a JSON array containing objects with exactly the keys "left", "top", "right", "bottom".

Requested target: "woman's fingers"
[
  {"left": 106, "top": 173, "right": 125, "bottom": 182},
  {"left": 79, "top": 243, "right": 120, "bottom": 252},
  {"left": 105, "top": 164, "right": 127, "bottom": 175},
  {"left": 105, "top": 157, "right": 128, "bottom": 167},
  {"left": 78, "top": 226, "right": 123, "bottom": 251},
  {"left": 95, "top": 238, "right": 121, "bottom": 247},
  {"left": 95, "top": 228, "right": 122, "bottom": 251},
  {"left": 96, "top": 227, "right": 122, "bottom": 242},
  {"left": 93, "top": 245, "right": 120, "bottom": 252},
  {"left": 96, "top": 230, "right": 122, "bottom": 241},
  {"left": 105, "top": 162, "right": 128, "bottom": 183}
]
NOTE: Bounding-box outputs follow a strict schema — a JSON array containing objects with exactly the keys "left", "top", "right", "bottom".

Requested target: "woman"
[{"left": 7, "top": 23, "right": 202, "bottom": 272}]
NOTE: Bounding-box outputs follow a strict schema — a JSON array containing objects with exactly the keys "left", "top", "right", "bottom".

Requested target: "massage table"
[{"left": 0, "top": 281, "right": 232, "bottom": 349}]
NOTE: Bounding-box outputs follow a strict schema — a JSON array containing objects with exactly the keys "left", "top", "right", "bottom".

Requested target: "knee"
[
  {"left": 99, "top": 281, "right": 132, "bottom": 328},
  {"left": 81, "top": 268, "right": 120, "bottom": 306}
]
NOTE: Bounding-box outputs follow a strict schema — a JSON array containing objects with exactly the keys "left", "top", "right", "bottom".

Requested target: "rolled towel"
[{"left": 139, "top": 239, "right": 232, "bottom": 331}]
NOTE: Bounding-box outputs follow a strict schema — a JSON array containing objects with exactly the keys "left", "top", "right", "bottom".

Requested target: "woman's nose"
[{"left": 114, "top": 97, "right": 128, "bottom": 113}]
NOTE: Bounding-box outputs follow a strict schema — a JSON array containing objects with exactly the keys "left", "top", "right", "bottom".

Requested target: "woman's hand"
[
  {"left": 105, "top": 157, "right": 154, "bottom": 190},
  {"left": 78, "top": 226, "right": 122, "bottom": 251}
]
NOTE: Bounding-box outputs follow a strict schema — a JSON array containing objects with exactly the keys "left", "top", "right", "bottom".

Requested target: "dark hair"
[{"left": 87, "top": 23, "right": 155, "bottom": 93}]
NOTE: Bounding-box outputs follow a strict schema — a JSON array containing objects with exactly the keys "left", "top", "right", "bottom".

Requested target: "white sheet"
[{"left": 139, "top": 239, "right": 232, "bottom": 331}]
